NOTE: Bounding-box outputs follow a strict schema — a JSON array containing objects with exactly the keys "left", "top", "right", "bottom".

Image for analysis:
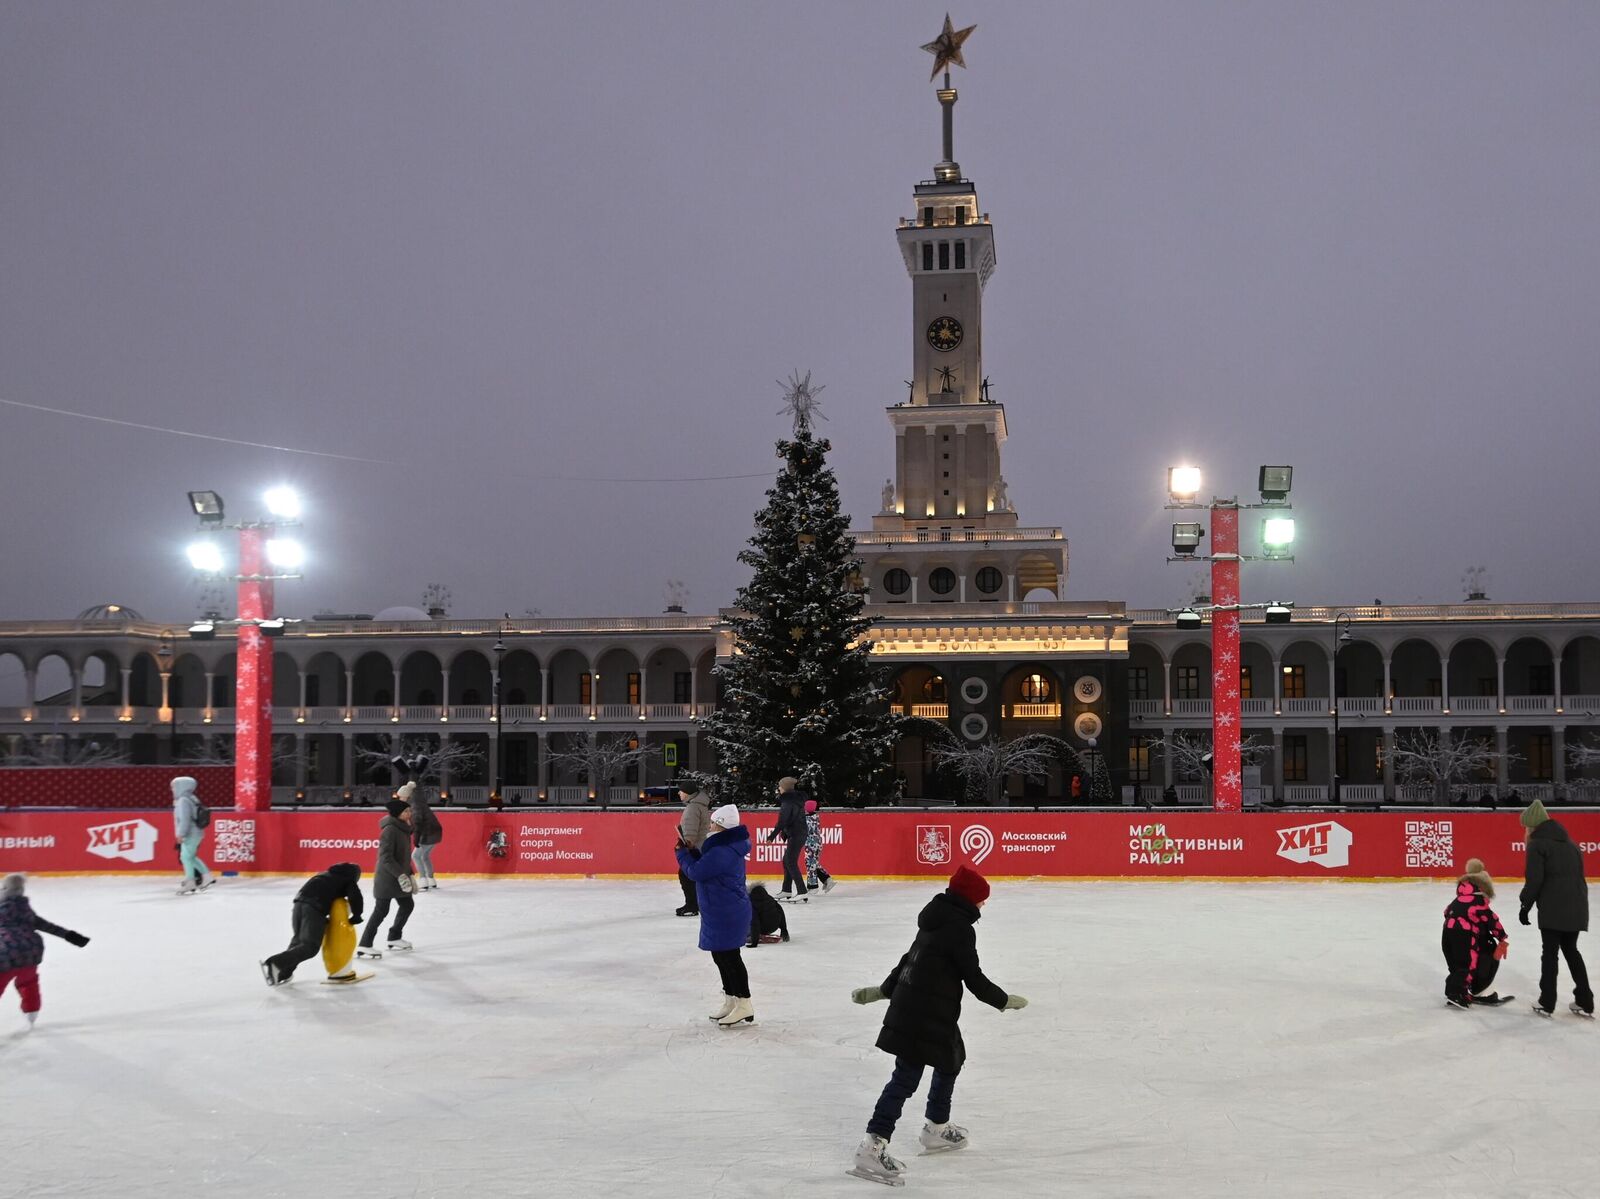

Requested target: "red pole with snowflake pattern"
[
  {"left": 234, "top": 527, "right": 275, "bottom": 811},
  {"left": 1210, "top": 503, "right": 1242, "bottom": 812}
]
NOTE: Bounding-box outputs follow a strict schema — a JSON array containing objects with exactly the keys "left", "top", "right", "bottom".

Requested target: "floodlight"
[
  {"left": 188, "top": 620, "right": 216, "bottom": 640},
  {"left": 1167, "top": 466, "right": 1202, "bottom": 502},
  {"left": 265, "top": 538, "right": 305, "bottom": 569},
  {"left": 1261, "top": 517, "right": 1295, "bottom": 558},
  {"left": 263, "top": 486, "right": 301, "bottom": 519},
  {"left": 186, "top": 541, "right": 225, "bottom": 573},
  {"left": 258, "top": 618, "right": 286, "bottom": 637},
  {"left": 1171, "top": 522, "right": 1205, "bottom": 555},
  {"left": 1258, "top": 466, "right": 1293, "bottom": 502},
  {"left": 1264, "top": 602, "right": 1293, "bottom": 624},
  {"left": 1176, "top": 608, "right": 1204, "bottom": 630},
  {"left": 1200, "top": 752, "right": 1215, "bottom": 775},
  {"left": 187, "top": 490, "right": 225, "bottom": 524}
]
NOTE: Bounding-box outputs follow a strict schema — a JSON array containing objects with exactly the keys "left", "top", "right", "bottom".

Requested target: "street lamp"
[
  {"left": 1332, "top": 613, "right": 1354, "bottom": 804},
  {"left": 491, "top": 624, "right": 507, "bottom": 804},
  {"left": 155, "top": 632, "right": 177, "bottom": 762},
  {"left": 1085, "top": 736, "right": 1102, "bottom": 805}
]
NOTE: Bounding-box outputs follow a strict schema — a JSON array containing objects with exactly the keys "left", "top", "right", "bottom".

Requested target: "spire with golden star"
[{"left": 921, "top": 13, "right": 976, "bottom": 82}]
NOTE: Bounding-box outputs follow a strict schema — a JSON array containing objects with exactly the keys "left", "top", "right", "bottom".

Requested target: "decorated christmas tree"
[{"left": 701, "top": 373, "right": 899, "bottom": 807}]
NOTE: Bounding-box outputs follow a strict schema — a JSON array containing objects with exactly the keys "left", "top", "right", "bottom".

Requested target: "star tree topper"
[
  {"left": 922, "top": 13, "right": 976, "bottom": 81},
  {"left": 778, "top": 370, "right": 827, "bottom": 433}
]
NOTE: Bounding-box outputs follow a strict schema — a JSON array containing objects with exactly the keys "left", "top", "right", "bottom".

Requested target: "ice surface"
[{"left": 4, "top": 877, "right": 1597, "bottom": 1198}]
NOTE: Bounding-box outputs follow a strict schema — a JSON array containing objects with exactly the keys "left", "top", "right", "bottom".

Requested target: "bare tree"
[
  {"left": 1567, "top": 734, "right": 1600, "bottom": 774},
  {"left": 929, "top": 732, "right": 1081, "bottom": 807},
  {"left": 1392, "top": 729, "right": 1520, "bottom": 803},
  {"left": 548, "top": 733, "right": 652, "bottom": 807},
  {"left": 353, "top": 734, "right": 484, "bottom": 784},
  {"left": 179, "top": 736, "right": 306, "bottom": 772},
  {"left": 1147, "top": 731, "right": 1272, "bottom": 782},
  {"left": 2, "top": 736, "right": 129, "bottom": 767}
]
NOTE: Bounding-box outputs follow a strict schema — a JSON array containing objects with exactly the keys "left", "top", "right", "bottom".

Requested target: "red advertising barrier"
[
  {"left": 2, "top": 808, "right": 1597, "bottom": 880},
  {"left": 0, "top": 766, "right": 235, "bottom": 810}
]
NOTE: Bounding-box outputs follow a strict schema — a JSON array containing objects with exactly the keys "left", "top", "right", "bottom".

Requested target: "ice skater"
[
  {"left": 358, "top": 799, "right": 418, "bottom": 960},
  {"left": 746, "top": 883, "right": 790, "bottom": 948},
  {"left": 1519, "top": 800, "right": 1593, "bottom": 1019},
  {"left": 170, "top": 775, "right": 215, "bottom": 894},
  {"left": 1442, "top": 857, "right": 1510, "bottom": 1008},
  {"left": 676, "top": 803, "right": 756, "bottom": 1027},
  {"left": 847, "top": 864, "right": 1028, "bottom": 1187},
  {"left": 406, "top": 781, "right": 444, "bottom": 891},
  {"left": 260, "top": 863, "right": 365, "bottom": 986},
  {"left": 0, "top": 874, "right": 90, "bottom": 1027},
  {"left": 803, "top": 797, "right": 835, "bottom": 894},
  {"left": 675, "top": 780, "right": 713, "bottom": 917},
  {"left": 765, "top": 776, "right": 810, "bottom": 902}
]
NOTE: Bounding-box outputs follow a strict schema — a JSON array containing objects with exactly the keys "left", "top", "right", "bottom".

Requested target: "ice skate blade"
[
  {"left": 1570, "top": 1004, "right": 1596, "bottom": 1019},
  {"left": 1532, "top": 1004, "right": 1554, "bottom": 1018},
  {"left": 846, "top": 1167, "right": 905, "bottom": 1187},
  {"left": 716, "top": 1016, "right": 755, "bottom": 1028},
  {"left": 918, "top": 1142, "right": 967, "bottom": 1155}
]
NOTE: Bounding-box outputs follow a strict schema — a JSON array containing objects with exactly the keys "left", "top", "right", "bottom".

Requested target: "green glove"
[
  {"left": 1003, "top": 994, "right": 1028, "bottom": 1011},
  {"left": 851, "top": 986, "right": 885, "bottom": 1005}
]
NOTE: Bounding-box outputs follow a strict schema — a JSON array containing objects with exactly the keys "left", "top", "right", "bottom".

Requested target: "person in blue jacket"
[{"left": 676, "top": 803, "right": 756, "bottom": 1028}]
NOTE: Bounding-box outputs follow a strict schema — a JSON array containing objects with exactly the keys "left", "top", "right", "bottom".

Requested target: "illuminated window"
[
  {"left": 883, "top": 568, "right": 911, "bottom": 596},
  {"left": 928, "top": 568, "right": 957, "bottom": 595},
  {"left": 1127, "top": 736, "right": 1151, "bottom": 782},
  {"left": 1284, "top": 735, "right": 1308, "bottom": 782},
  {"left": 975, "top": 567, "right": 1003, "bottom": 594},
  {"left": 627, "top": 673, "right": 640, "bottom": 705},
  {"left": 1239, "top": 665, "right": 1252, "bottom": 700},
  {"left": 579, "top": 673, "right": 592, "bottom": 705},
  {"left": 1281, "top": 665, "right": 1306, "bottom": 700},
  {"left": 1020, "top": 673, "right": 1052, "bottom": 702},
  {"left": 922, "top": 675, "right": 948, "bottom": 702}
]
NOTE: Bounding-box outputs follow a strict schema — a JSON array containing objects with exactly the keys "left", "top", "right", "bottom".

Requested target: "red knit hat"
[{"left": 948, "top": 864, "right": 990, "bottom": 906}]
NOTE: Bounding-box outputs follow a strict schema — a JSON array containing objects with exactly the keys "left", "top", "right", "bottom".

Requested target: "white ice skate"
[
  {"left": 357, "top": 947, "right": 383, "bottom": 960},
  {"left": 25, "top": 1011, "right": 37, "bottom": 1026},
  {"left": 847, "top": 1135, "right": 906, "bottom": 1187},
  {"left": 1571, "top": 1003, "right": 1596, "bottom": 1020},
  {"left": 386, "top": 938, "right": 414, "bottom": 952},
  {"left": 176, "top": 879, "right": 197, "bottom": 896},
  {"left": 716, "top": 997, "right": 755, "bottom": 1027},
  {"left": 822, "top": 878, "right": 837, "bottom": 894},
  {"left": 708, "top": 994, "right": 736, "bottom": 1022},
  {"left": 918, "top": 1121, "right": 969, "bottom": 1154},
  {"left": 777, "top": 890, "right": 808, "bottom": 904}
]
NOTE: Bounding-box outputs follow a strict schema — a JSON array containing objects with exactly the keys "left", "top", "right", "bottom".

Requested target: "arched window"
[
  {"left": 462, "top": 689, "right": 481, "bottom": 705},
  {"left": 975, "top": 566, "right": 1004, "bottom": 595},
  {"left": 928, "top": 568, "right": 957, "bottom": 596},
  {"left": 922, "top": 675, "right": 948, "bottom": 702},
  {"left": 1020, "top": 673, "right": 1052, "bottom": 702},
  {"left": 883, "top": 568, "right": 911, "bottom": 596}
]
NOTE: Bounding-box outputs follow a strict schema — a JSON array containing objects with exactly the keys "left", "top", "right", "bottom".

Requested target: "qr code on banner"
[
  {"left": 1404, "top": 819, "right": 1454, "bottom": 869},
  {"left": 213, "top": 818, "right": 257, "bottom": 864}
]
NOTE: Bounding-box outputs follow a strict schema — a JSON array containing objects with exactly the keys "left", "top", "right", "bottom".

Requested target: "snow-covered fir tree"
[{"left": 701, "top": 373, "right": 899, "bottom": 807}]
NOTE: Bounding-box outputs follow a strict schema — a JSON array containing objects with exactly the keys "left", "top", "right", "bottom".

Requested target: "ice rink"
[{"left": 4, "top": 875, "right": 1597, "bottom": 1199}]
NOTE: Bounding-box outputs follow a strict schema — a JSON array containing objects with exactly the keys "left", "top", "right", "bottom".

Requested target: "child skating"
[
  {"left": 1442, "top": 857, "right": 1511, "bottom": 1008},
  {"left": 847, "top": 864, "right": 1027, "bottom": 1186},
  {"left": 260, "top": 863, "right": 365, "bottom": 986},
  {"left": 170, "top": 775, "right": 215, "bottom": 894},
  {"left": 0, "top": 874, "right": 91, "bottom": 1026},
  {"left": 803, "top": 798, "right": 835, "bottom": 894}
]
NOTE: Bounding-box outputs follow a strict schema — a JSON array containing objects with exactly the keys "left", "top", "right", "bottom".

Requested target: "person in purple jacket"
[
  {"left": 0, "top": 874, "right": 90, "bottom": 1027},
  {"left": 675, "top": 804, "right": 756, "bottom": 1028}
]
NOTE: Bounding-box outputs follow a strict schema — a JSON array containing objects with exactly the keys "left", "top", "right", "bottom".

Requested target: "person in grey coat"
[
  {"left": 675, "top": 782, "right": 714, "bottom": 917},
  {"left": 404, "top": 781, "right": 444, "bottom": 891},
  {"left": 358, "top": 800, "right": 417, "bottom": 958},
  {"left": 170, "top": 776, "right": 214, "bottom": 895},
  {"left": 1518, "top": 800, "right": 1593, "bottom": 1017}
]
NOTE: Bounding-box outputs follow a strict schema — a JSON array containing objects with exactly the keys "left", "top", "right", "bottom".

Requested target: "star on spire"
[
  {"left": 777, "top": 370, "right": 827, "bottom": 433},
  {"left": 922, "top": 14, "right": 976, "bottom": 81}
]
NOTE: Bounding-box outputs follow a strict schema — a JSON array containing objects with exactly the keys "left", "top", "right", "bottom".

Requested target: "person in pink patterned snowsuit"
[{"left": 1442, "top": 858, "right": 1508, "bottom": 1007}]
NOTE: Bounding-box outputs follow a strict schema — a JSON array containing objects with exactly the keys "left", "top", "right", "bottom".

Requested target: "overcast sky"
[{"left": 3, "top": 1, "right": 1597, "bottom": 622}]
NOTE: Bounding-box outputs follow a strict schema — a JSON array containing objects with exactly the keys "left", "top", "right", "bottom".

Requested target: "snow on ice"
[{"left": 4, "top": 878, "right": 1597, "bottom": 1197}]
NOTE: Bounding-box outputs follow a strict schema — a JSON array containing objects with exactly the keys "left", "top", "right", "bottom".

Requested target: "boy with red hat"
[{"left": 847, "top": 864, "right": 1028, "bottom": 1187}]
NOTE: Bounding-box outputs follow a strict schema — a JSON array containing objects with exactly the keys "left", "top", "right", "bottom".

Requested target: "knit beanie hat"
[
  {"left": 804, "top": 799, "right": 818, "bottom": 815},
  {"left": 396, "top": 781, "right": 417, "bottom": 801},
  {"left": 1520, "top": 799, "right": 1551, "bottom": 830},
  {"left": 948, "top": 864, "right": 990, "bottom": 906},
  {"left": 1460, "top": 856, "right": 1495, "bottom": 900},
  {"left": 385, "top": 799, "right": 410, "bottom": 818},
  {"left": 1, "top": 873, "right": 24, "bottom": 899},
  {"left": 710, "top": 804, "right": 740, "bottom": 829},
  {"left": 777, "top": 776, "right": 798, "bottom": 792}
]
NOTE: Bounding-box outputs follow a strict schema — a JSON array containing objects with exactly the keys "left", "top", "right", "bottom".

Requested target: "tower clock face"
[{"left": 926, "top": 315, "right": 963, "bottom": 352}]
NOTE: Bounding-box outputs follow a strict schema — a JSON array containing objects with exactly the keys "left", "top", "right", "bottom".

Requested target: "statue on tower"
[
  {"left": 881, "top": 479, "right": 896, "bottom": 512},
  {"left": 992, "top": 475, "right": 1010, "bottom": 512}
]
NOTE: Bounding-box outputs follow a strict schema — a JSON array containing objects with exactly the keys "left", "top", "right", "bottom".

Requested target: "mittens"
[
  {"left": 1494, "top": 941, "right": 1509, "bottom": 960},
  {"left": 1519, "top": 906, "right": 1532, "bottom": 926},
  {"left": 1004, "top": 994, "right": 1029, "bottom": 1010},
  {"left": 399, "top": 873, "right": 418, "bottom": 894},
  {"left": 64, "top": 930, "right": 90, "bottom": 948},
  {"left": 851, "top": 986, "right": 885, "bottom": 1005}
]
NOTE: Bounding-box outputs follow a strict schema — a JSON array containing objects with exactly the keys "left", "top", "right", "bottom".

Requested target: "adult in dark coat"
[
  {"left": 765, "top": 776, "right": 810, "bottom": 899},
  {"left": 261, "top": 863, "right": 364, "bottom": 985},
  {"left": 404, "top": 780, "right": 444, "bottom": 891},
  {"left": 1518, "top": 800, "right": 1593, "bottom": 1016},
  {"left": 847, "top": 865, "right": 1027, "bottom": 1183},
  {"left": 675, "top": 804, "right": 756, "bottom": 1026},
  {"left": 359, "top": 801, "right": 417, "bottom": 956}
]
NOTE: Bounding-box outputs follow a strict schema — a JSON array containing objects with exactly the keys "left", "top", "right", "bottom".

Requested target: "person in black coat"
[
  {"left": 846, "top": 865, "right": 1028, "bottom": 1186},
  {"left": 260, "top": 863, "right": 364, "bottom": 985},
  {"left": 765, "top": 776, "right": 810, "bottom": 901},
  {"left": 1518, "top": 800, "right": 1594, "bottom": 1017},
  {"left": 746, "top": 884, "right": 790, "bottom": 948}
]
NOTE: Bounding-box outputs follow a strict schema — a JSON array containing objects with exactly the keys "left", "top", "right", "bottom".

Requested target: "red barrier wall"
[
  {"left": 3, "top": 809, "right": 1596, "bottom": 879},
  {"left": 0, "top": 766, "right": 235, "bottom": 810}
]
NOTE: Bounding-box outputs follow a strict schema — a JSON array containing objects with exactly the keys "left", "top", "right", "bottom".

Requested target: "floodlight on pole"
[
  {"left": 186, "top": 541, "right": 225, "bottom": 573},
  {"left": 1171, "top": 522, "right": 1205, "bottom": 555},
  {"left": 1264, "top": 602, "right": 1293, "bottom": 624},
  {"left": 1257, "top": 466, "right": 1293, "bottom": 502},
  {"left": 263, "top": 486, "right": 302, "bottom": 519},
  {"left": 188, "top": 490, "right": 225, "bottom": 524},
  {"left": 1176, "top": 608, "right": 1204, "bottom": 630},
  {"left": 188, "top": 620, "right": 216, "bottom": 640},
  {"left": 1261, "top": 518, "right": 1296, "bottom": 558},
  {"left": 1167, "top": 465, "right": 1202, "bottom": 502},
  {"left": 265, "top": 538, "right": 305, "bottom": 570}
]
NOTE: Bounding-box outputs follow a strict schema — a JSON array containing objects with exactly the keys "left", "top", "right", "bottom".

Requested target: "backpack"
[{"left": 192, "top": 802, "right": 211, "bottom": 829}]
